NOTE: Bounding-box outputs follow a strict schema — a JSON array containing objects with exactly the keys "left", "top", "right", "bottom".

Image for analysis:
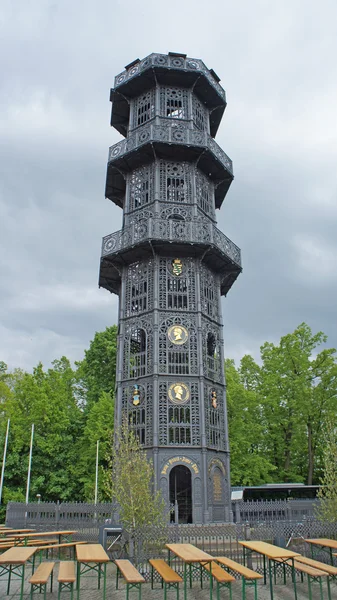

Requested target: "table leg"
[
  {"left": 330, "top": 548, "right": 333, "bottom": 565},
  {"left": 242, "top": 547, "right": 246, "bottom": 566},
  {"left": 209, "top": 561, "right": 213, "bottom": 600},
  {"left": 98, "top": 562, "right": 101, "bottom": 589},
  {"left": 291, "top": 558, "right": 297, "bottom": 600},
  {"left": 20, "top": 564, "right": 25, "bottom": 600},
  {"left": 268, "top": 559, "right": 273, "bottom": 600},
  {"left": 77, "top": 561, "right": 81, "bottom": 600},
  {"left": 7, "top": 565, "right": 11, "bottom": 594},
  {"left": 183, "top": 562, "right": 187, "bottom": 600},
  {"left": 103, "top": 562, "right": 107, "bottom": 600},
  {"left": 263, "top": 555, "right": 266, "bottom": 585}
]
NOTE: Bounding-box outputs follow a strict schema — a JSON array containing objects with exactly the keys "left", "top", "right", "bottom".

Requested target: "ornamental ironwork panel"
[
  {"left": 159, "top": 161, "right": 193, "bottom": 204},
  {"left": 158, "top": 258, "right": 196, "bottom": 312},
  {"left": 125, "top": 260, "right": 154, "bottom": 317},
  {"left": 204, "top": 384, "right": 225, "bottom": 450},
  {"left": 123, "top": 317, "right": 153, "bottom": 379},
  {"left": 199, "top": 264, "right": 220, "bottom": 323},
  {"left": 132, "top": 89, "right": 156, "bottom": 130},
  {"left": 159, "top": 315, "right": 198, "bottom": 375},
  {"left": 122, "top": 381, "right": 153, "bottom": 445},
  {"left": 114, "top": 53, "right": 227, "bottom": 103},
  {"left": 108, "top": 120, "right": 233, "bottom": 174},
  {"left": 127, "top": 164, "right": 155, "bottom": 212},
  {"left": 101, "top": 219, "right": 242, "bottom": 268},
  {"left": 158, "top": 379, "right": 200, "bottom": 446}
]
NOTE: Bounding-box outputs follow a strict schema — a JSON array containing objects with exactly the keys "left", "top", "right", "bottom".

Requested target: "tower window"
[
  {"left": 133, "top": 90, "right": 155, "bottom": 128},
  {"left": 207, "top": 332, "right": 219, "bottom": 379},
  {"left": 161, "top": 87, "right": 188, "bottom": 120},
  {"left": 167, "top": 276, "right": 188, "bottom": 310},
  {"left": 168, "top": 406, "right": 191, "bottom": 444},
  {"left": 159, "top": 161, "right": 192, "bottom": 205},
  {"left": 130, "top": 328, "right": 146, "bottom": 377},
  {"left": 129, "top": 168, "right": 152, "bottom": 210},
  {"left": 192, "top": 96, "right": 207, "bottom": 131},
  {"left": 196, "top": 171, "right": 214, "bottom": 217},
  {"left": 129, "top": 408, "right": 146, "bottom": 445}
]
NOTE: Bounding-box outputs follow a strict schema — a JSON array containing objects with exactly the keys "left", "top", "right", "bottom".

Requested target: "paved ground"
[{"left": 0, "top": 561, "right": 332, "bottom": 600}]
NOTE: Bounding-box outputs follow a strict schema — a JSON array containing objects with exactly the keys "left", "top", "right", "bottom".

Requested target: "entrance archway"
[{"left": 169, "top": 465, "right": 192, "bottom": 524}]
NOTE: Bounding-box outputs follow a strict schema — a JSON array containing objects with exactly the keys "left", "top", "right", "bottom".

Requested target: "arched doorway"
[{"left": 169, "top": 465, "right": 192, "bottom": 524}]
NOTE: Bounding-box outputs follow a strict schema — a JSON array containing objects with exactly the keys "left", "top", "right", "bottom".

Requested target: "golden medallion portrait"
[
  {"left": 168, "top": 382, "right": 190, "bottom": 404},
  {"left": 167, "top": 324, "right": 188, "bottom": 345}
]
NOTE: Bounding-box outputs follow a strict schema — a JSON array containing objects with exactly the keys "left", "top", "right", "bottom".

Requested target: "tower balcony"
[
  {"left": 99, "top": 218, "right": 241, "bottom": 296},
  {"left": 105, "top": 119, "right": 233, "bottom": 209},
  {"left": 111, "top": 52, "right": 227, "bottom": 138}
]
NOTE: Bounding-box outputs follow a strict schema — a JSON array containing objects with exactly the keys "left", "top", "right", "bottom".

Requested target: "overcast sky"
[{"left": 1, "top": 0, "right": 336, "bottom": 372}]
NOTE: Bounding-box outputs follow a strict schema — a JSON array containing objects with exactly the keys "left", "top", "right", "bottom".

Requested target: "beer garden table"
[
  {"left": 166, "top": 543, "right": 214, "bottom": 600},
  {"left": 0, "top": 528, "right": 36, "bottom": 538},
  {"left": 0, "top": 546, "right": 38, "bottom": 600},
  {"left": 305, "top": 539, "right": 337, "bottom": 565},
  {"left": 239, "top": 540, "right": 300, "bottom": 600},
  {"left": 76, "top": 543, "right": 110, "bottom": 600},
  {"left": 9, "top": 529, "right": 77, "bottom": 546}
]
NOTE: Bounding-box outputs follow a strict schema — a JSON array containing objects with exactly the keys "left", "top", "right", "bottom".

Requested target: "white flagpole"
[
  {"left": 94, "top": 440, "right": 99, "bottom": 505},
  {"left": 26, "top": 424, "right": 34, "bottom": 504},
  {"left": 0, "top": 419, "right": 10, "bottom": 505}
]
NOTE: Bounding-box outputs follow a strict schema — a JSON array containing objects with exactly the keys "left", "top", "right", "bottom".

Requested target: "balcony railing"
[
  {"left": 108, "top": 119, "right": 233, "bottom": 175},
  {"left": 101, "top": 218, "right": 241, "bottom": 267},
  {"left": 114, "top": 53, "right": 226, "bottom": 103}
]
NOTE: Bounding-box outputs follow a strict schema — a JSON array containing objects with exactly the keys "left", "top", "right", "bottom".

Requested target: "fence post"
[{"left": 244, "top": 523, "right": 252, "bottom": 568}]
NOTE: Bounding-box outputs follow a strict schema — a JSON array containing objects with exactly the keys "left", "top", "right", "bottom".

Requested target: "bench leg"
[
  {"left": 164, "top": 581, "right": 167, "bottom": 600},
  {"left": 116, "top": 565, "right": 119, "bottom": 589},
  {"left": 151, "top": 565, "right": 154, "bottom": 589},
  {"left": 307, "top": 575, "right": 312, "bottom": 600},
  {"left": 242, "top": 577, "right": 245, "bottom": 600},
  {"left": 327, "top": 577, "right": 332, "bottom": 600}
]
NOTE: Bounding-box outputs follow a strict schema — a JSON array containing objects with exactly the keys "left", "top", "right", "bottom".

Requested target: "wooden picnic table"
[
  {"left": 0, "top": 528, "right": 36, "bottom": 537},
  {"left": 239, "top": 540, "right": 300, "bottom": 600},
  {"left": 76, "top": 543, "right": 110, "bottom": 600},
  {"left": 0, "top": 546, "right": 38, "bottom": 600},
  {"left": 305, "top": 538, "right": 337, "bottom": 565},
  {"left": 9, "top": 529, "right": 77, "bottom": 546},
  {"left": 166, "top": 543, "right": 214, "bottom": 600}
]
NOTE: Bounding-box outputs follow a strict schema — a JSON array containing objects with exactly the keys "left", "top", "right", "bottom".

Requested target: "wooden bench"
[
  {"left": 216, "top": 556, "right": 262, "bottom": 600},
  {"left": 58, "top": 561, "right": 76, "bottom": 600},
  {"left": 274, "top": 557, "right": 329, "bottom": 600},
  {"left": 149, "top": 559, "right": 182, "bottom": 600},
  {"left": 115, "top": 559, "right": 145, "bottom": 600},
  {"left": 202, "top": 561, "right": 235, "bottom": 600},
  {"left": 29, "top": 561, "right": 55, "bottom": 600}
]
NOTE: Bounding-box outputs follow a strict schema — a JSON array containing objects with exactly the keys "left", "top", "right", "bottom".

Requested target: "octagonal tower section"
[{"left": 99, "top": 52, "right": 242, "bottom": 524}]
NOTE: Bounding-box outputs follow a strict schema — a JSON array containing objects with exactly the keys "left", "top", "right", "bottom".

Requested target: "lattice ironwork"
[
  {"left": 158, "top": 379, "right": 200, "bottom": 446},
  {"left": 125, "top": 260, "right": 153, "bottom": 317},
  {"left": 132, "top": 89, "right": 155, "bottom": 129},
  {"left": 192, "top": 95, "right": 208, "bottom": 132},
  {"left": 127, "top": 164, "right": 155, "bottom": 212},
  {"left": 121, "top": 381, "right": 153, "bottom": 445},
  {"left": 160, "top": 87, "right": 189, "bottom": 120},
  {"left": 159, "top": 315, "right": 198, "bottom": 375},
  {"left": 108, "top": 120, "right": 233, "bottom": 175},
  {"left": 200, "top": 265, "right": 220, "bottom": 323},
  {"left": 204, "top": 384, "right": 225, "bottom": 450},
  {"left": 123, "top": 317, "right": 153, "bottom": 379},
  {"left": 196, "top": 170, "right": 215, "bottom": 219},
  {"left": 202, "top": 320, "right": 223, "bottom": 383},
  {"left": 114, "top": 53, "right": 227, "bottom": 104},
  {"left": 158, "top": 258, "right": 196, "bottom": 312},
  {"left": 159, "top": 161, "right": 193, "bottom": 204}
]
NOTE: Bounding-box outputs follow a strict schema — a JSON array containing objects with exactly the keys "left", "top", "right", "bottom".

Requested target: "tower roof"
[{"left": 110, "top": 52, "right": 227, "bottom": 138}]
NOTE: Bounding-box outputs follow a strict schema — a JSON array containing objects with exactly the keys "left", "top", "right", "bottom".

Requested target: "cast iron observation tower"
[{"left": 99, "top": 52, "right": 242, "bottom": 524}]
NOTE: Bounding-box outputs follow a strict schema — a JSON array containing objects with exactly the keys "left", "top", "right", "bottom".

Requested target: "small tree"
[
  {"left": 316, "top": 423, "right": 337, "bottom": 523},
  {"left": 104, "top": 419, "right": 167, "bottom": 557}
]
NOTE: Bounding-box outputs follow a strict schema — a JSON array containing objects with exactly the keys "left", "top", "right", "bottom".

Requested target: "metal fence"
[{"left": 6, "top": 500, "right": 337, "bottom": 574}]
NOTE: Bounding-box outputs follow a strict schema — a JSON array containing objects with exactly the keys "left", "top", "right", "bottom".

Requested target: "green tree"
[
  {"left": 1, "top": 359, "right": 83, "bottom": 502},
  {"left": 76, "top": 391, "right": 114, "bottom": 501},
  {"left": 76, "top": 326, "right": 118, "bottom": 410},
  {"left": 316, "top": 423, "right": 337, "bottom": 523},
  {"left": 226, "top": 358, "right": 275, "bottom": 485},
  {"left": 104, "top": 420, "right": 166, "bottom": 532},
  {"left": 260, "top": 323, "right": 337, "bottom": 483}
]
